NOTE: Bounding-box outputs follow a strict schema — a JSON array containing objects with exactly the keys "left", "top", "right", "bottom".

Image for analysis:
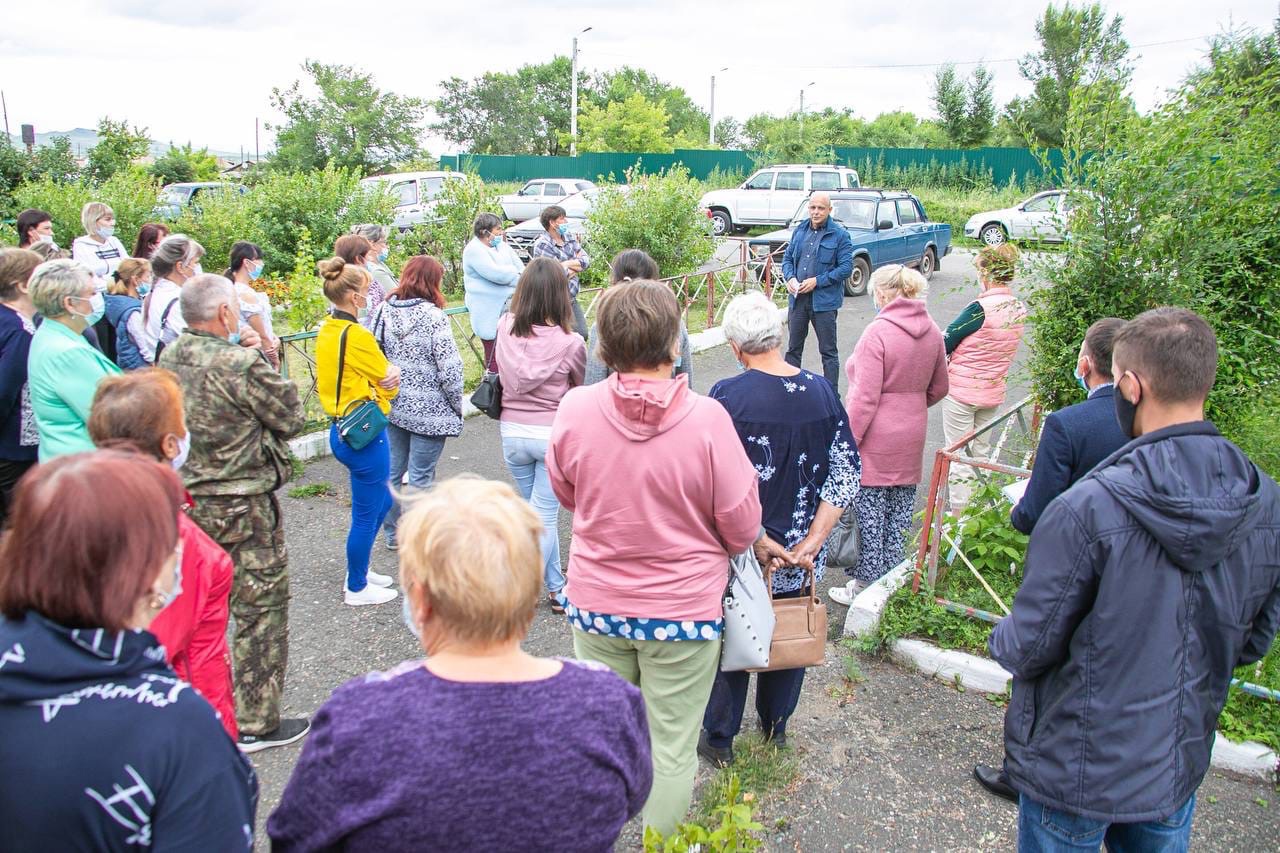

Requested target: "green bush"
[
  {"left": 243, "top": 165, "right": 394, "bottom": 274},
  {"left": 11, "top": 169, "right": 161, "bottom": 250},
  {"left": 275, "top": 228, "right": 331, "bottom": 334},
  {"left": 172, "top": 187, "right": 256, "bottom": 274},
  {"left": 584, "top": 165, "right": 714, "bottom": 285},
  {"left": 398, "top": 174, "right": 502, "bottom": 295}
]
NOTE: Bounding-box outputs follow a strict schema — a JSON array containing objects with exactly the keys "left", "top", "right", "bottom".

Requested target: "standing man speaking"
[{"left": 782, "top": 193, "right": 852, "bottom": 390}]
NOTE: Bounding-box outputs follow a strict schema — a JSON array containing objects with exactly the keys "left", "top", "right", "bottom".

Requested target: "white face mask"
[{"left": 170, "top": 432, "right": 191, "bottom": 471}]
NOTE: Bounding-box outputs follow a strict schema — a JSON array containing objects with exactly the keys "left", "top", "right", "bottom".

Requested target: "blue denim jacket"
[{"left": 781, "top": 218, "right": 853, "bottom": 313}]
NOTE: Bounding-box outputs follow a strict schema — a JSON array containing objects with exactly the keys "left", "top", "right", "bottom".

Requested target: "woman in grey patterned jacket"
[{"left": 370, "top": 255, "right": 464, "bottom": 550}]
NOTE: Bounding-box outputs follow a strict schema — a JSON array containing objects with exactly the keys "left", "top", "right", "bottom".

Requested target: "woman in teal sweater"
[{"left": 27, "top": 259, "right": 121, "bottom": 460}]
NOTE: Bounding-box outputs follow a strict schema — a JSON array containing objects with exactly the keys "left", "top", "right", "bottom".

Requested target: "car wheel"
[
  {"left": 979, "top": 223, "right": 1007, "bottom": 246},
  {"left": 710, "top": 210, "right": 732, "bottom": 237},
  {"left": 845, "top": 257, "right": 870, "bottom": 297},
  {"left": 920, "top": 247, "right": 937, "bottom": 280}
]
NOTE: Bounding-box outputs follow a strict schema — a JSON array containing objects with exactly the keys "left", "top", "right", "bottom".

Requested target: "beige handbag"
[{"left": 749, "top": 565, "right": 827, "bottom": 672}]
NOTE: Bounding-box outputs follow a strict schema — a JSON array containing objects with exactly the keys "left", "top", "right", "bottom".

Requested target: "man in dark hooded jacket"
[{"left": 990, "top": 307, "right": 1280, "bottom": 850}]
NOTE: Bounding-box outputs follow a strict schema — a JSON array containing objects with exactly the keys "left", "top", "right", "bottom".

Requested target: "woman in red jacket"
[{"left": 87, "top": 368, "right": 238, "bottom": 739}]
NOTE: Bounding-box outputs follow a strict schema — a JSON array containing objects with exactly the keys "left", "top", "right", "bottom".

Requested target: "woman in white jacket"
[
  {"left": 462, "top": 213, "right": 524, "bottom": 371},
  {"left": 70, "top": 202, "right": 129, "bottom": 288}
]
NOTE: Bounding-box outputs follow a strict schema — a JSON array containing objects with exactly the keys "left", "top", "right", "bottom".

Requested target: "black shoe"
[
  {"left": 765, "top": 731, "right": 788, "bottom": 749},
  {"left": 697, "top": 730, "right": 734, "bottom": 767},
  {"left": 238, "top": 718, "right": 311, "bottom": 754},
  {"left": 974, "top": 764, "right": 1017, "bottom": 803}
]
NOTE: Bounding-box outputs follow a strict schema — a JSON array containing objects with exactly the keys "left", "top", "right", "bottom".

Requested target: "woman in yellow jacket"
[{"left": 316, "top": 257, "right": 402, "bottom": 606}]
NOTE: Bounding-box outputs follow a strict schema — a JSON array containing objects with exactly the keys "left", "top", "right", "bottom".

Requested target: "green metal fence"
[{"left": 438, "top": 147, "right": 1064, "bottom": 185}]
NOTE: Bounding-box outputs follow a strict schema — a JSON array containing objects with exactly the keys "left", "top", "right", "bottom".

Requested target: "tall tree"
[
  {"left": 932, "top": 64, "right": 968, "bottom": 144},
  {"left": 150, "top": 143, "right": 220, "bottom": 185},
  {"left": 933, "top": 64, "right": 995, "bottom": 146},
  {"left": 575, "top": 93, "right": 674, "bottom": 153},
  {"left": 86, "top": 118, "right": 150, "bottom": 183},
  {"left": 432, "top": 58, "right": 576, "bottom": 156},
  {"left": 269, "top": 61, "right": 426, "bottom": 174},
  {"left": 1013, "top": 2, "right": 1132, "bottom": 147},
  {"left": 964, "top": 64, "right": 996, "bottom": 146},
  {"left": 29, "top": 136, "right": 80, "bottom": 183},
  {"left": 586, "top": 67, "right": 709, "bottom": 147}
]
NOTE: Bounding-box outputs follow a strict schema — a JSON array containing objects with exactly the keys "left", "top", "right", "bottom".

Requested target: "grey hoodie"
[{"left": 990, "top": 421, "right": 1280, "bottom": 822}]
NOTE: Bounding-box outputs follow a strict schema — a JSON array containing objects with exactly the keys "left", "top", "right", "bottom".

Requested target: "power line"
[{"left": 585, "top": 35, "right": 1211, "bottom": 73}]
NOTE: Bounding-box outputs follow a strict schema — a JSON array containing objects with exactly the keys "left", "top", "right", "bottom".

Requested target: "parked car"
[
  {"left": 699, "top": 164, "right": 861, "bottom": 236},
  {"left": 500, "top": 179, "right": 598, "bottom": 223},
  {"left": 360, "top": 171, "right": 466, "bottom": 231},
  {"left": 747, "top": 190, "right": 951, "bottom": 296},
  {"left": 505, "top": 188, "right": 602, "bottom": 260},
  {"left": 153, "top": 182, "right": 246, "bottom": 220},
  {"left": 963, "top": 189, "right": 1075, "bottom": 245}
]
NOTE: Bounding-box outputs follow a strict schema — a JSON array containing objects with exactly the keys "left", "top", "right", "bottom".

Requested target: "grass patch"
[
  {"left": 1219, "top": 648, "right": 1280, "bottom": 752},
  {"left": 288, "top": 482, "right": 334, "bottom": 499},
  {"left": 693, "top": 734, "right": 799, "bottom": 827}
]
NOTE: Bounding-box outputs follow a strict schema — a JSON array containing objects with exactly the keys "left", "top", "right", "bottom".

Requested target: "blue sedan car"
[{"left": 748, "top": 190, "right": 951, "bottom": 296}]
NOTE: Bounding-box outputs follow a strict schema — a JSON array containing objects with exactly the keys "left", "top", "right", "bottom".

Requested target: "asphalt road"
[{"left": 247, "top": 250, "right": 1276, "bottom": 850}]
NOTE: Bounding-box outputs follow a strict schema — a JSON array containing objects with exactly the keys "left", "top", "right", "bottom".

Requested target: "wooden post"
[
  {"left": 762, "top": 254, "right": 773, "bottom": 299},
  {"left": 705, "top": 271, "right": 716, "bottom": 329}
]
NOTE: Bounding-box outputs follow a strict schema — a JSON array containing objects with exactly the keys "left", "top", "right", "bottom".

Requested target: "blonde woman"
[
  {"left": 70, "top": 202, "right": 129, "bottom": 287},
  {"left": 830, "top": 265, "right": 948, "bottom": 605},
  {"left": 103, "top": 258, "right": 153, "bottom": 370},
  {"left": 316, "top": 257, "right": 401, "bottom": 606},
  {"left": 941, "top": 243, "right": 1027, "bottom": 512},
  {"left": 268, "top": 478, "right": 652, "bottom": 851}
]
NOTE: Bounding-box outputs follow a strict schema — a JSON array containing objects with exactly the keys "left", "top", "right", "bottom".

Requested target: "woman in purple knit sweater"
[{"left": 268, "top": 477, "right": 652, "bottom": 852}]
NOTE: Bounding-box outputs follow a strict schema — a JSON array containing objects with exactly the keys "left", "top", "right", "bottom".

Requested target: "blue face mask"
[
  {"left": 136, "top": 282, "right": 151, "bottom": 297},
  {"left": 557, "top": 223, "right": 571, "bottom": 238},
  {"left": 1074, "top": 367, "right": 1089, "bottom": 394},
  {"left": 73, "top": 292, "right": 106, "bottom": 326},
  {"left": 378, "top": 248, "right": 389, "bottom": 262},
  {"left": 248, "top": 263, "right": 263, "bottom": 281},
  {"left": 489, "top": 235, "right": 501, "bottom": 249}
]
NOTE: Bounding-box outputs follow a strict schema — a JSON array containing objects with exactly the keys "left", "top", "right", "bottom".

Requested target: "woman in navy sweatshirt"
[{"left": 0, "top": 450, "right": 257, "bottom": 851}]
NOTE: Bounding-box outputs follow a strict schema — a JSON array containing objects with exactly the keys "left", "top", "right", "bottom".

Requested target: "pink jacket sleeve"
[
  {"left": 546, "top": 417, "right": 577, "bottom": 512},
  {"left": 567, "top": 336, "right": 586, "bottom": 388},
  {"left": 845, "top": 331, "right": 884, "bottom": 445},
  {"left": 707, "top": 405, "right": 762, "bottom": 555},
  {"left": 926, "top": 334, "right": 949, "bottom": 406}
]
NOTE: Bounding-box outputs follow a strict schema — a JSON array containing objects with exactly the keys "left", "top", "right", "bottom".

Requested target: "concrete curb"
[
  {"left": 288, "top": 307, "right": 790, "bottom": 464},
  {"left": 839, "top": 558, "right": 1280, "bottom": 783}
]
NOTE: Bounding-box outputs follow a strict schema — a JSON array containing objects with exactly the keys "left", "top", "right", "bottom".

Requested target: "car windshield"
[
  {"left": 789, "top": 197, "right": 877, "bottom": 229},
  {"left": 159, "top": 186, "right": 193, "bottom": 205}
]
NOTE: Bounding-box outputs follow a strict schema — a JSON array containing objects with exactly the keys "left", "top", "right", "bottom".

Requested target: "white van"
[{"left": 360, "top": 171, "right": 466, "bottom": 231}]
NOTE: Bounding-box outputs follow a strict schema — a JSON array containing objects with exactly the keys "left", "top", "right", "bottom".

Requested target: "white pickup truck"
[{"left": 699, "top": 164, "right": 860, "bottom": 235}]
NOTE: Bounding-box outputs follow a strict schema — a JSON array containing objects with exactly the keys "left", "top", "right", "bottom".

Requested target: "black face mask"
[{"left": 1114, "top": 373, "right": 1142, "bottom": 439}]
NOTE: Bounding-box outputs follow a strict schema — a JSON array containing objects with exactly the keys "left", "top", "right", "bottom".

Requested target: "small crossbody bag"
[{"left": 334, "top": 325, "right": 388, "bottom": 451}]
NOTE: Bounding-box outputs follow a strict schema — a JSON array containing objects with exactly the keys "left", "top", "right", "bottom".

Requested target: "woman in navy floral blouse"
[{"left": 699, "top": 292, "right": 861, "bottom": 765}]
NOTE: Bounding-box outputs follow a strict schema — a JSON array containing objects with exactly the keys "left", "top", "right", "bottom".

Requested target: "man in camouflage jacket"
[{"left": 160, "top": 275, "right": 308, "bottom": 751}]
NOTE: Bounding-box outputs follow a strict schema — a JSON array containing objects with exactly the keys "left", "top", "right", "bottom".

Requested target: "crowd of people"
[{"left": 0, "top": 201, "right": 1277, "bottom": 851}]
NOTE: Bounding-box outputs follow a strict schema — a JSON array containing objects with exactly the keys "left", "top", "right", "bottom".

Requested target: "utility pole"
[
  {"left": 570, "top": 26, "right": 592, "bottom": 157},
  {"left": 1, "top": 91, "right": 9, "bottom": 142},
  {"left": 799, "top": 81, "right": 816, "bottom": 144},
  {"left": 709, "top": 67, "right": 728, "bottom": 147},
  {"left": 255, "top": 118, "right": 260, "bottom": 164}
]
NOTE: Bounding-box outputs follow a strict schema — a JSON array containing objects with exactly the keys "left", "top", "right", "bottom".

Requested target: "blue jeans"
[
  {"left": 500, "top": 434, "right": 564, "bottom": 593},
  {"left": 784, "top": 292, "right": 840, "bottom": 389},
  {"left": 383, "top": 424, "right": 447, "bottom": 541},
  {"left": 1018, "top": 793, "right": 1195, "bottom": 853},
  {"left": 330, "top": 423, "right": 393, "bottom": 592}
]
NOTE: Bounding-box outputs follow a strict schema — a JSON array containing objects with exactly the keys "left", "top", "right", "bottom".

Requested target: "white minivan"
[
  {"left": 360, "top": 171, "right": 466, "bottom": 231},
  {"left": 699, "top": 164, "right": 861, "bottom": 235}
]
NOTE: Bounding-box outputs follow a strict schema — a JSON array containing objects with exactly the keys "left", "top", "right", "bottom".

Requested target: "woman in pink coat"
[{"left": 830, "top": 265, "right": 948, "bottom": 605}]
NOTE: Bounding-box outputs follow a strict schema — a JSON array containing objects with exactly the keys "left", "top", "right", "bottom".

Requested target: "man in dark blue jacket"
[
  {"left": 990, "top": 308, "right": 1280, "bottom": 850},
  {"left": 977, "top": 318, "right": 1132, "bottom": 802},
  {"left": 781, "top": 193, "right": 853, "bottom": 389},
  {"left": 1009, "top": 317, "right": 1129, "bottom": 535}
]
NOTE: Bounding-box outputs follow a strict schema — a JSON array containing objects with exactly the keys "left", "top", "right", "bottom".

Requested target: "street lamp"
[
  {"left": 570, "top": 26, "right": 593, "bottom": 157},
  {"left": 799, "top": 81, "right": 816, "bottom": 143},
  {"left": 710, "top": 67, "right": 728, "bottom": 147}
]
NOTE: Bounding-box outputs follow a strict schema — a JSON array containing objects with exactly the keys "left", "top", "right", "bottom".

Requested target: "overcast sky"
[{"left": 1, "top": 0, "right": 1275, "bottom": 156}]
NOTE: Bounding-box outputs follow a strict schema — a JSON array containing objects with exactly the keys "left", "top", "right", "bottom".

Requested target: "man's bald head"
[{"left": 808, "top": 193, "right": 832, "bottom": 228}]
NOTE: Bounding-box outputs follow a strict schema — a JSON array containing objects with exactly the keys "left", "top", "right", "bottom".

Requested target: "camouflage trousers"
[{"left": 190, "top": 492, "right": 290, "bottom": 736}]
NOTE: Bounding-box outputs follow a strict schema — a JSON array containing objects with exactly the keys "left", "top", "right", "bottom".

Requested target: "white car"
[
  {"left": 504, "top": 188, "right": 604, "bottom": 259},
  {"left": 964, "top": 190, "right": 1074, "bottom": 245},
  {"left": 360, "top": 171, "right": 466, "bottom": 231},
  {"left": 699, "top": 164, "right": 861, "bottom": 236},
  {"left": 500, "top": 178, "right": 598, "bottom": 223}
]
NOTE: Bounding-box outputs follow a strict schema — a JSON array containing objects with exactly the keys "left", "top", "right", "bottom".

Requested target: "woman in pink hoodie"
[
  {"left": 495, "top": 259, "right": 586, "bottom": 613},
  {"left": 546, "top": 279, "right": 780, "bottom": 836},
  {"left": 830, "top": 265, "right": 948, "bottom": 606}
]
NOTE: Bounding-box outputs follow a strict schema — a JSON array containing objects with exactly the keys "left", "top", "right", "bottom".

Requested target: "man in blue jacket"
[
  {"left": 782, "top": 193, "right": 853, "bottom": 389},
  {"left": 990, "top": 307, "right": 1280, "bottom": 850},
  {"left": 976, "top": 318, "right": 1130, "bottom": 802}
]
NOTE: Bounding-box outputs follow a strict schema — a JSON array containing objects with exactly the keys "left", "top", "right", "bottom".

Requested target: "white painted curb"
[{"left": 841, "top": 559, "right": 1279, "bottom": 782}]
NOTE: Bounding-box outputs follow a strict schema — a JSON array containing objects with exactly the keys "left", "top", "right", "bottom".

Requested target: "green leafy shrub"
[
  {"left": 244, "top": 165, "right": 394, "bottom": 274},
  {"left": 644, "top": 774, "right": 762, "bottom": 852},
  {"left": 11, "top": 168, "right": 161, "bottom": 249},
  {"left": 584, "top": 165, "right": 714, "bottom": 286},
  {"left": 172, "top": 187, "right": 256, "bottom": 274},
  {"left": 276, "top": 228, "right": 330, "bottom": 334},
  {"left": 411, "top": 174, "right": 503, "bottom": 294}
]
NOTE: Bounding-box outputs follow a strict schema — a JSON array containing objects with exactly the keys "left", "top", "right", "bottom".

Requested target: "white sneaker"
[
  {"left": 828, "top": 579, "right": 869, "bottom": 607},
  {"left": 344, "top": 584, "right": 398, "bottom": 606},
  {"left": 366, "top": 571, "right": 393, "bottom": 588}
]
